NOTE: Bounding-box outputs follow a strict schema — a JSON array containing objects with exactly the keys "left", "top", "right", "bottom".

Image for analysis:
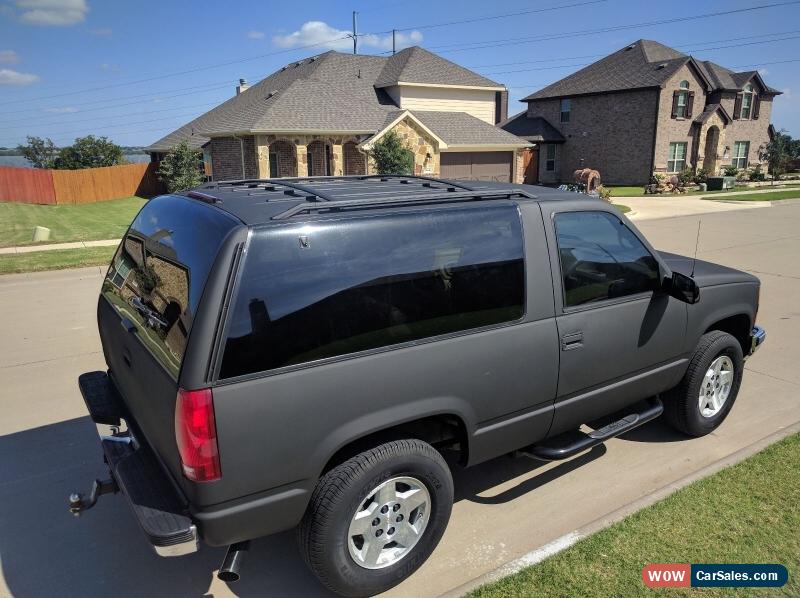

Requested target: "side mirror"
[{"left": 663, "top": 271, "right": 700, "bottom": 304}]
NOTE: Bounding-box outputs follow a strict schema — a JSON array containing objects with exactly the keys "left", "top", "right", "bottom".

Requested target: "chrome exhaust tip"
[{"left": 218, "top": 541, "right": 250, "bottom": 583}]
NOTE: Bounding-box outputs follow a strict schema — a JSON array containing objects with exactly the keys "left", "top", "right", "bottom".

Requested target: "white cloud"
[
  {"left": 0, "top": 68, "right": 40, "bottom": 85},
  {"left": 273, "top": 21, "right": 422, "bottom": 52},
  {"left": 247, "top": 30, "right": 265, "bottom": 40},
  {"left": 15, "top": 0, "right": 89, "bottom": 26},
  {"left": 0, "top": 50, "right": 21, "bottom": 64},
  {"left": 89, "top": 27, "right": 112, "bottom": 36},
  {"left": 43, "top": 106, "right": 78, "bottom": 113},
  {"left": 99, "top": 62, "right": 119, "bottom": 72}
]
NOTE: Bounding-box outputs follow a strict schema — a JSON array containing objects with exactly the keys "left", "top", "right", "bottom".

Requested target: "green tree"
[
  {"left": 760, "top": 130, "right": 800, "bottom": 182},
  {"left": 157, "top": 141, "right": 203, "bottom": 192},
  {"left": 370, "top": 130, "right": 415, "bottom": 175},
  {"left": 17, "top": 136, "right": 58, "bottom": 168},
  {"left": 54, "top": 135, "right": 124, "bottom": 169}
]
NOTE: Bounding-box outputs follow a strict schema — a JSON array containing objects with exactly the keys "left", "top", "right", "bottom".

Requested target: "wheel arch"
[{"left": 704, "top": 313, "right": 752, "bottom": 355}]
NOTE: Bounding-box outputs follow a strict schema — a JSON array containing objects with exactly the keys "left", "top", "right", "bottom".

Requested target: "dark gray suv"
[{"left": 72, "top": 176, "right": 765, "bottom": 597}]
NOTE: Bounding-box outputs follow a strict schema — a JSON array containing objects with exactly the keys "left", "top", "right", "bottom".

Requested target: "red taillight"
[{"left": 175, "top": 387, "right": 221, "bottom": 482}]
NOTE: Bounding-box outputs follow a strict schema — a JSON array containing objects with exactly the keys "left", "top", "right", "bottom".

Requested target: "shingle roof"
[
  {"left": 374, "top": 46, "right": 502, "bottom": 88},
  {"left": 148, "top": 48, "right": 506, "bottom": 152},
  {"left": 410, "top": 111, "right": 530, "bottom": 146},
  {"left": 523, "top": 40, "right": 689, "bottom": 101},
  {"left": 498, "top": 110, "right": 565, "bottom": 143},
  {"left": 523, "top": 39, "right": 782, "bottom": 102},
  {"left": 693, "top": 103, "right": 732, "bottom": 125}
]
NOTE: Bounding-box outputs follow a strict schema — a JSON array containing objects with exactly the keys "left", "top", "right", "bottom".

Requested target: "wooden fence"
[{"left": 0, "top": 162, "right": 164, "bottom": 205}]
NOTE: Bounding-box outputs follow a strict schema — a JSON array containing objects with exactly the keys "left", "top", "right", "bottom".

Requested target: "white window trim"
[
  {"left": 732, "top": 141, "right": 750, "bottom": 169},
  {"left": 545, "top": 144, "right": 557, "bottom": 172},
  {"left": 667, "top": 142, "right": 688, "bottom": 173}
]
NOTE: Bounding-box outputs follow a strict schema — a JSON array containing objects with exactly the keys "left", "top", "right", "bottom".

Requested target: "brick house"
[
  {"left": 147, "top": 47, "right": 530, "bottom": 183},
  {"left": 501, "top": 39, "right": 782, "bottom": 185}
]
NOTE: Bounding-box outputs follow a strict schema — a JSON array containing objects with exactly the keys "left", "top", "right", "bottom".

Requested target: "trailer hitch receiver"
[{"left": 69, "top": 477, "right": 118, "bottom": 516}]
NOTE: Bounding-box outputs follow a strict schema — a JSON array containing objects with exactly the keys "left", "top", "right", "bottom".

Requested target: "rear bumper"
[
  {"left": 77, "top": 371, "right": 198, "bottom": 557},
  {"left": 749, "top": 326, "right": 766, "bottom": 356}
]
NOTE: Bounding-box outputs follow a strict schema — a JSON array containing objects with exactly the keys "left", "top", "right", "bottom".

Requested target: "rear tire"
[
  {"left": 664, "top": 330, "right": 744, "bottom": 437},
  {"left": 298, "top": 439, "right": 453, "bottom": 597}
]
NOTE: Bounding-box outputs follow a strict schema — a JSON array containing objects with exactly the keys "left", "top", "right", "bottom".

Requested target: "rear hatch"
[{"left": 98, "top": 194, "right": 240, "bottom": 489}]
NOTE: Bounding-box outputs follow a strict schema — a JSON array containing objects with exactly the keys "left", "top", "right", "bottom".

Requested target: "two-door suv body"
[{"left": 73, "top": 176, "right": 765, "bottom": 596}]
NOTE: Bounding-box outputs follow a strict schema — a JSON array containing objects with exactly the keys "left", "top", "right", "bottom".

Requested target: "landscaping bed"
[{"left": 470, "top": 432, "right": 799, "bottom": 598}]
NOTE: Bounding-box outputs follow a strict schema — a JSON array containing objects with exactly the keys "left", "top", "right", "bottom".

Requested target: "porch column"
[
  {"left": 256, "top": 135, "right": 270, "bottom": 178},
  {"left": 296, "top": 143, "right": 308, "bottom": 177}
]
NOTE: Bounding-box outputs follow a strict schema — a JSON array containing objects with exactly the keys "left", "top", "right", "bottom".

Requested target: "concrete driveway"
[{"left": 1, "top": 202, "right": 798, "bottom": 597}]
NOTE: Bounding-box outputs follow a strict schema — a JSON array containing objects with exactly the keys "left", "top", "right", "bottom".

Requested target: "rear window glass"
[
  {"left": 219, "top": 204, "right": 525, "bottom": 379},
  {"left": 102, "top": 195, "right": 237, "bottom": 376}
]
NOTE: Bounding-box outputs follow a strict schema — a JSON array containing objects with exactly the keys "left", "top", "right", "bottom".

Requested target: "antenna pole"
[
  {"left": 690, "top": 219, "right": 701, "bottom": 278},
  {"left": 392, "top": 29, "right": 396, "bottom": 54},
  {"left": 352, "top": 11, "right": 358, "bottom": 55}
]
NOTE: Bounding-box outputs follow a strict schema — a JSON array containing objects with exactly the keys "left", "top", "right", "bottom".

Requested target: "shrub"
[
  {"left": 723, "top": 165, "right": 739, "bottom": 177},
  {"left": 370, "top": 131, "right": 415, "bottom": 175},
  {"left": 678, "top": 167, "right": 695, "bottom": 186},
  {"left": 749, "top": 164, "right": 766, "bottom": 181},
  {"left": 596, "top": 185, "right": 612, "bottom": 202},
  {"left": 157, "top": 140, "right": 204, "bottom": 192},
  {"left": 694, "top": 168, "right": 709, "bottom": 184}
]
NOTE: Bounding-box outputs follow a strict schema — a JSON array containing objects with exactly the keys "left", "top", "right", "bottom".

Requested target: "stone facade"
[
  {"left": 210, "top": 136, "right": 258, "bottom": 180},
  {"left": 378, "top": 117, "right": 440, "bottom": 177},
  {"left": 715, "top": 91, "right": 773, "bottom": 170},
  {"left": 526, "top": 89, "right": 659, "bottom": 186},
  {"left": 344, "top": 141, "right": 366, "bottom": 175}
]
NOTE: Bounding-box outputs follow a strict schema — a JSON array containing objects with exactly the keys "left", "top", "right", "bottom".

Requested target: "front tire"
[
  {"left": 298, "top": 439, "right": 453, "bottom": 597},
  {"left": 664, "top": 330, "right": 744, "bottom": 437}
]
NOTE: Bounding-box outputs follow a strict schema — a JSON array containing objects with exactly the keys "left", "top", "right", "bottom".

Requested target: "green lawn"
[
  {"left": 0, "top": 197, "right": 145, "bottom": 248},
  {"left": 470, "top": 432, "right": 800, "bottom": 598},
  {"left": 607, "top": 186, "right": 648, "bottom": 197},
  {"left": 0, "top": 246, "right": 116, "bottom": 275},
  {"left": 607, "top": 183, "right": 800, "bottom": 199},
  {"left": 707, "top": 190, "right": 800, "bottom": 202}
]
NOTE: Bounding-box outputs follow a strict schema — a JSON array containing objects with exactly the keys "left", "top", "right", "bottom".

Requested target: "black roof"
[
  {"left": 498, "top": 111, "right": 566, "bottom": 143},
  {"left": 179, "top": 176, "right": 579, "bottom": 225}
]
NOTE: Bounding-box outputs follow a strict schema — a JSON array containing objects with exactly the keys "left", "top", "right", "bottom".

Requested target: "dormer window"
[
  {"left": 560, "top": 98, "right": 571, "bottom": 123},
  {"left": 672, "top": 80, "right": 692, "bottom": 119}
]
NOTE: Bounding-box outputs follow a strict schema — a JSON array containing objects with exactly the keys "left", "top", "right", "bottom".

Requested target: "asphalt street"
[{"left": 0, "top": 201, "right": 797, "bottom": 597}]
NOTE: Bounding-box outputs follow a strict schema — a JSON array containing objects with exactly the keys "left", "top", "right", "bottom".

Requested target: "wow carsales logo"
[{"left": 642, "top": 564, "right": 788, "bottom": 588}]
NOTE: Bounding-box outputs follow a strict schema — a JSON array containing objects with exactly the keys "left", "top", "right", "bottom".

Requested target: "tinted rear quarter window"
[
  {"left": 220, "top": 204, "right": 525, "bottom": 379},
  {"left": 103, "top": 195, "right": 237, "bottom": 376}
]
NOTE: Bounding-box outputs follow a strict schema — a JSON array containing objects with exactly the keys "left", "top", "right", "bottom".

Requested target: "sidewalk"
[
  {"left": 0, "top": 238, "right": 120, "bottom": 255},
  {"left": 620, "top": 195, "right": 769, "bottom": 221}
]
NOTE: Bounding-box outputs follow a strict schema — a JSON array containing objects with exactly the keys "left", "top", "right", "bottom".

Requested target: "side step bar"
[{"left": 520, "top": 397, "right": 664, "bottom": 461}]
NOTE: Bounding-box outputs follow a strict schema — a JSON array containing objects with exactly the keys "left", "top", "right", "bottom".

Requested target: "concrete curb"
[
  {"left": 440, "top": 420, "right": 800, "bottom": 597},
  {"left": 0, "top": 238, "right": 120, "bottom": 255}
]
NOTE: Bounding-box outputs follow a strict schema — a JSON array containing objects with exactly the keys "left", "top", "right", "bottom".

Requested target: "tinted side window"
[
  {"left": 220, "top": 205, "right": 525, "bottom": 379},
  {"left": 555, "top": 211, "right": 659, "bottom": 307},
  {"left": 103, "top": 196, "right": 237, "bottom": 376}
]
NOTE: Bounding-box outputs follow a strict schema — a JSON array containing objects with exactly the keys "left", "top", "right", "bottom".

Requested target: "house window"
[
  {"left": 740, "top": 84, "right": 754, "bottom": 119},
  {"left": 560, "top": 98, "right": 571, "bottom": 123},
  {"left": 307, "top": 151, "right": 314, "bottom": 176},
  {"left": 268, "top": 152, "right": 278, "bottom": 178},
  {"left": 732, "top": 141, "right": 750, "bottom": 169},
  {"left": 545, "top": 144, "right": 556, "bottom": 171},
  {"left": 675, "top": 80, "right": 690, "bottom": 118},
  {"left": 667, "top": 142, "right": 687, "bottom": 172}
]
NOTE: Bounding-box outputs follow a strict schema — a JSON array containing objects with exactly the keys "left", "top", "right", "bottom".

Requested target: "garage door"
[{"left": 440, "top": 151, "right": 513, "bottom": 183}]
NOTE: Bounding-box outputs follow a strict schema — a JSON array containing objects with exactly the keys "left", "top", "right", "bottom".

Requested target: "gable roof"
[
  {"left": 693, "top": 102, "right": 732, "bottom": 126},
  {"left": 374, "top": 46, "right": 503, "bottom": 89},
  {"left": 411, "top": 111, "right": 530, "bottom": 146},
  {"left": 148, "top": 48, "right": 507, "bottom": 152},
  {"left": 522, "top": 39, "right": 783, "bottom": 102},
  {"left": 498, "top": 110, "right": 565, "bottom": 143}
]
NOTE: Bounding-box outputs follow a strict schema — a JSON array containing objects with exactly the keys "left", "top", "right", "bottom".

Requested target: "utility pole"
[
  {"left": 352, "top": 11, "right": 358, "bottom": 55},
  {"left": 392, "top": 29, "right": 396, "bottom": 54}
]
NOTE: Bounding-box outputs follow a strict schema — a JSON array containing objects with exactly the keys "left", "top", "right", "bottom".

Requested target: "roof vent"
[
  {"left": 656, "top": 63, "right": 667, "bottom": 69},
  {"left": 294, "top": 61, "right": 302, "bottom": 67},
  {"left": 626, "top": 44, "right": 636, "bottom": 50},
  {"left": 280, "top": 66, "right": 287, "bottom": 71},
  {"left": 309, "top": 56, "right": 317, "bottom": 62}
]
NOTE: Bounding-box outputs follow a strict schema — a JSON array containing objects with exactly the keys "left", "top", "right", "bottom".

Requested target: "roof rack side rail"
[
  {"left": 271, "top": 190, "right": 536, "bottom": 220},
  {"left": 186, "top": 191, "right": 223, "bottom": 204},
  {"left": 356, "top": 174, "right": 474, "bottom": 190}
]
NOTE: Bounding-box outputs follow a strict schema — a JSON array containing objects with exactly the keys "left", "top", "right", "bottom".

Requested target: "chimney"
[{"left": 236, "top": 78, "right": 249, "bottom": 95}]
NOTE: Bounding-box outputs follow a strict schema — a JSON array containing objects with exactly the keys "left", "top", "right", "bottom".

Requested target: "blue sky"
[{"left": 0, "top": 0, "right": 798, "bottom": 148}]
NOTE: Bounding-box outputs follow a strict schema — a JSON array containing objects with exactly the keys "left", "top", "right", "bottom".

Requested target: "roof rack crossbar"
[
  {"left": 210, "top": 179, "right": 333, "bottom": 202},
  {"left": 271, "top": 190, "right": 535, "bottom": 220}
]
